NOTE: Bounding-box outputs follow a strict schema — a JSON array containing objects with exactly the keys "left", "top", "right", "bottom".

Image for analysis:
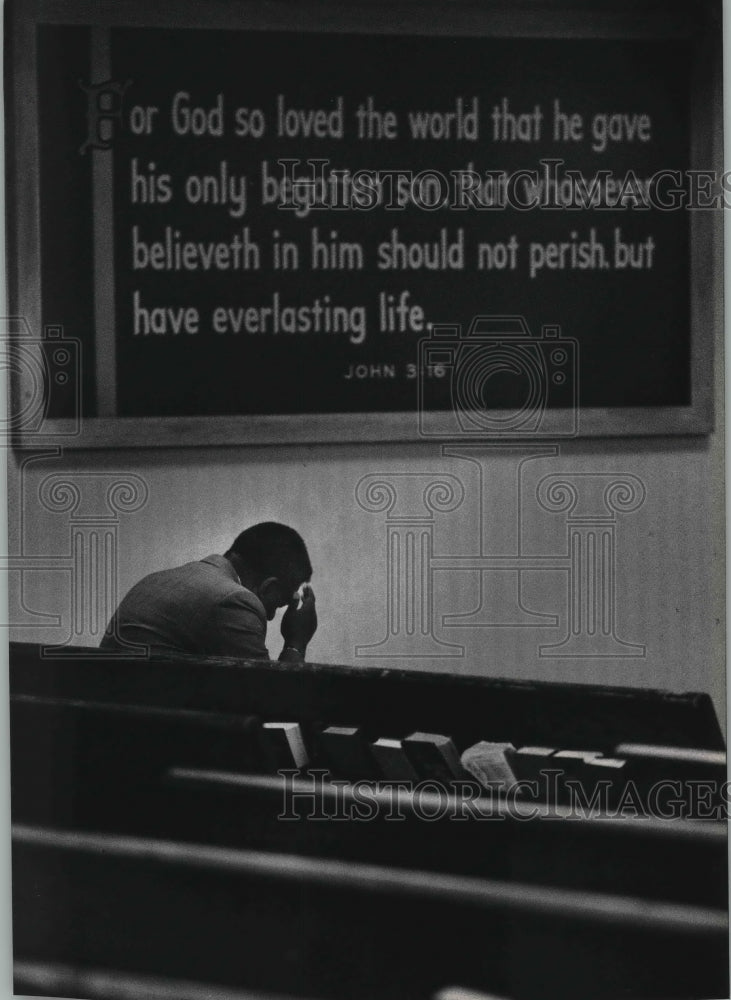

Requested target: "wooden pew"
[
  {"left": 10, "top": 652, "right": 728, "bottom": 882},
  {"left": 12, "top": 695, "right": 727, "bottom": 911},
  {"left": 12, "top": 641, "right": 726, "bottom": 811},
  {"left": 10, "top": 670, "right": 726, "bottom": 826},
  {"left": 10, "top": 694, "right": 261, "bottom": 830},
  {"left": 13, "top": 824, "right": 729, "bottom": 1000},
  {"left": 10, "top": 643, "right": 728, "bottom": 999},
  {"left": 615, "top": 741, "right": 727, "bottom": 786},
  {"left": 152, "top": 769, "right": 728, "bottom": 909},
  {"left": 14, "top": 961, "right": 309, "bottom": 1000},
  {"left": 11, "top": 692, "right": 726, "bottom": 909},
  {"left": 10, "top": 642, "right": 725, "bottom": 753}
]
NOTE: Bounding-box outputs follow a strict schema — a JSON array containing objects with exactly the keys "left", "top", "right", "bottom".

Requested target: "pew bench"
[
  {"left": 9, "top": 642, "right": 729, "bottom": 1000},
  {"left": 13, "top": 824, "right": 729, "bottom": 1000}
]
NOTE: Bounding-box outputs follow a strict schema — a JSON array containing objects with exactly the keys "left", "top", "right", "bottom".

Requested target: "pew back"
[
  {"left": 10, "top": 642, "right": 725, "bottom": 751},
  {"left": 9, "top": 642, "right": 729, "bottom": 1000}
]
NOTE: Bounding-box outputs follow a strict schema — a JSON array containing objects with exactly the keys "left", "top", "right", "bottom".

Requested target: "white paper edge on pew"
[
  {"left": 434, "top": 987, "right": 512, "bottom": 1000},
  {"left": 553, "top": 750, "right": 603, "bottom": 762},
  {"left": 373, "top": 738, "right": 402, "bottom": 749},
  {"left": 371, "top": 738, "right": 419, "bottom": 781},
  {"left": 322, "top": 726, "right": 360, "bottom": 737},
  {"left": 262, "top": 722, "right": 309, "bottom": 768},
  {"left": 587, "top": 758, "right": 626, "bottom": 770}
]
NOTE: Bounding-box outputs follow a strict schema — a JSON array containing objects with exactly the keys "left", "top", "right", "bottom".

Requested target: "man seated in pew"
[{"left": 100, "top": 522, "right": 317, "bottom": 661}]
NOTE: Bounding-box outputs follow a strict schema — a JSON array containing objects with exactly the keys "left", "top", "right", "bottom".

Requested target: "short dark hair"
[{"left": 228, "top": 522, "right": 312, "bottom": 589}]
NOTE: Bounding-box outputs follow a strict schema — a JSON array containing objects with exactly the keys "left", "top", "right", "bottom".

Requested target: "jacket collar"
[
  {"left": 200, "top": 554, "right": 267, "bottom": 617},
  {"left": 201, "top": 553, "right": 239, "bottom": 579}
]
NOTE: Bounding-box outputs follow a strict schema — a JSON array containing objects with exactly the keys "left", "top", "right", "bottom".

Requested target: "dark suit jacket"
[{"left": 100, "top": 554, "right": 269, "bottom": 658}]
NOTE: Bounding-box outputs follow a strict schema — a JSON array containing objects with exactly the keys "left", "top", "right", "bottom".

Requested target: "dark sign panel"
[{"left": 8, "top": 3, "right": 718, "bottom": 444}]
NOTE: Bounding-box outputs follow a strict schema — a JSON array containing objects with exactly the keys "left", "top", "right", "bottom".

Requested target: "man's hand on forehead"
[{"left": 292, "top": 582, "right": 313, "bottom": 606}]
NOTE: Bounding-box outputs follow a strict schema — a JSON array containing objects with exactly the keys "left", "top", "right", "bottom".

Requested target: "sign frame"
[{"left": 5, "top": 0, "right": 720, "bottom": 448}]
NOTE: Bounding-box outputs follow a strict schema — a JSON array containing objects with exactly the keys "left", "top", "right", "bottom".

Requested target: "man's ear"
[{"left": 258, "top": 577, "right": 284, "bottom": 603}]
